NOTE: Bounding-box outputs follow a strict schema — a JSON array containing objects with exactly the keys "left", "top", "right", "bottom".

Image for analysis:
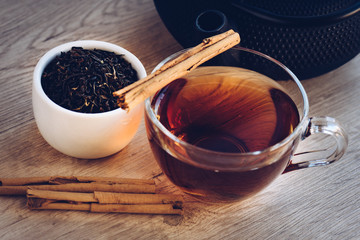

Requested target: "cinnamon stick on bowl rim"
[{"left": 113, "top": 29, "right": 240, "bottom": 111}]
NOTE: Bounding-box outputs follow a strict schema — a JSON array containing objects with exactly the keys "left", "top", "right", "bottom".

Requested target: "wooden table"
[{"left": 1, "top": 1, "right": 359, "bottom": 239}]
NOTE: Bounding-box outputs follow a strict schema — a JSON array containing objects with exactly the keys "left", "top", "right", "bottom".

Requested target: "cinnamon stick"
[
  {"left": 27, "top": 189, "right": 183, "bottom": 205},
  {"left": 27, "top": 200, "right": 92, "bottom": 211},
  {"left": 93, "top": 191, "right": 183, "bottom": 204},
  {"left": 90, "top": 203, "right": 182, "bottom": 215},
  {"left": 0, "top": 183, "right": 155, "bottom": 195},
  {"left": 0, "top": 176, "right": 154, "bottom": 186},
  {"left": 27, "top": 201, "right": 182, "bottom": 215},
  {"left": 0, "top": 186, "right": 28, "bottom": 195},
  {"left": 27, "top": 189, "right": 97, "bottom": 203},
  {"left": 113, "top": 29, "right": 240, "bottom": 111}
]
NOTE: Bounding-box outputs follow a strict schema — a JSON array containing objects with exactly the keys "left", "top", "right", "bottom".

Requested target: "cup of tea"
[{"left": 144, "top": 46, "right": 348, "bottom": 202}]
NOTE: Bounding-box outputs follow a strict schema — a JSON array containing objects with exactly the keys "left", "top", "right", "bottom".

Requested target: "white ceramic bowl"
[{"left": 32, "top": 40, "right": 147, "bottom": 159}]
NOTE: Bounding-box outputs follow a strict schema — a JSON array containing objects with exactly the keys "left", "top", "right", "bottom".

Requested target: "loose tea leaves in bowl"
[
  {"left": 41, "top": 47, "right": 139, "bottom": 113},
  {"left": 33, "top": 40, "right": 146, "bottom": 158}
]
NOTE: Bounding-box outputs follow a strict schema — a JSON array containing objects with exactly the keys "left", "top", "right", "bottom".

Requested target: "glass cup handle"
[{"left": 284, "top": 116, "right": 348, "bottom": 173}]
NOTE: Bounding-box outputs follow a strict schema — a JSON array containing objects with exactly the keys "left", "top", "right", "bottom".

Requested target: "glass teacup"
[{"left": 144, "top": 47, "right": 348, "bottom": 202}]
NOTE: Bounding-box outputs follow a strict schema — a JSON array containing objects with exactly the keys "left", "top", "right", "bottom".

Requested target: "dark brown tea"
[{"left": 146, "top": 66, "right": 300, "bottom": 201}]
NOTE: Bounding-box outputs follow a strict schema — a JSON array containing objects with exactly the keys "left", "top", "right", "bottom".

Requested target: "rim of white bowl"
[{"left": 33, "top": 40, "right": 147, "bottom": 117}]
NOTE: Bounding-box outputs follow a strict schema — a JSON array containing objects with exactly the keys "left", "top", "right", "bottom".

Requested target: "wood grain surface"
[{"left": 0, "top": 0, "right": 359, "bottom": 239}]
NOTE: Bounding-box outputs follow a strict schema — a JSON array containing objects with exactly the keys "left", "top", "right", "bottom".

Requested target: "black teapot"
[{"left": 154, "top": 0, "right": 360, "bottom": 79}]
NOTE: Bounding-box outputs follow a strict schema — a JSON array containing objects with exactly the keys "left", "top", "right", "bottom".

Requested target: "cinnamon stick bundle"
[
  {"left": 0, "top": 176, "right": 184, "bottom": 215},
  {"left": 113, "top": 29, "right": 240, "bottom": 111}
]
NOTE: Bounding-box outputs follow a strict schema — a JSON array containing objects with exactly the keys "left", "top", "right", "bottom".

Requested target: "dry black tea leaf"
[{"left": 41, "top": 47, "right": 139, "bottom": 113}]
